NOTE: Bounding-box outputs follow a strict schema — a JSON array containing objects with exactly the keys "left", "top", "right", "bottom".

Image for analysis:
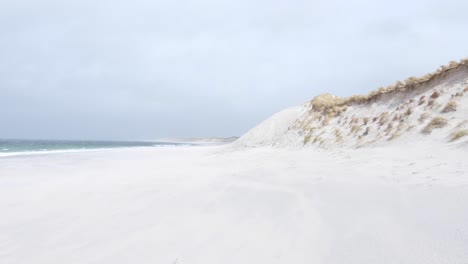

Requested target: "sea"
[{"left": 0, "top": 139, "right": 187, "bottom": 157}]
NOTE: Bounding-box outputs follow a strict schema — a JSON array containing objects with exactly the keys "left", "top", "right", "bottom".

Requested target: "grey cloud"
[{"left": 1, "top": 0, "right": 467, "bottom": 140}]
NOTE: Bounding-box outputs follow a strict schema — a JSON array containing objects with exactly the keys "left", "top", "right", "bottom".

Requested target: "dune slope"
[{"left": 237, "top": 59, "right": 468, "bottom": 148}]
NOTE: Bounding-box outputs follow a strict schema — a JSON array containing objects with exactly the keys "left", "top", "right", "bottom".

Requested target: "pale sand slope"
[
  {"left": 235, "top": 59, "right": 468, "bottom": 148},
  {"left": 1, "top": 144, "right": 467, "bottom": 264}
]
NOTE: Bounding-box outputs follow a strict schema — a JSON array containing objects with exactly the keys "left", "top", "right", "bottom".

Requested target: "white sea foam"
[{"left": 0, "top": 148, "right": 106, "bottom": 157}]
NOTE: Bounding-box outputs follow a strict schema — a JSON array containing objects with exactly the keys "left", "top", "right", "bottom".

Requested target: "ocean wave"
[{"left": 0, "top": 148, "right": 107, "bottom": 157}]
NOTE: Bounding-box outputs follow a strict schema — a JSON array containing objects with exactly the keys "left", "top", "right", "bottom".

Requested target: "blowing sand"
[{"left": 1, "top": 144, "right": 467, "bottom": 264}]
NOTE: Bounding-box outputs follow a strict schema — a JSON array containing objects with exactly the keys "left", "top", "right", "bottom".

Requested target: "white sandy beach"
[{"left": 1, "top": 143, "right": 467, "bottom": 264}]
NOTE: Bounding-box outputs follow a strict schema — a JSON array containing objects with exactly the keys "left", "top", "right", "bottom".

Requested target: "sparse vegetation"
[
  {"left": 388, "top": 132, "right": 402, "bottom": 141},
  {"left": 418, "top": 99, "right": 426, "bottom": 105},
  {"left": 442, "top": 100, "right": 457, "bottom": 113},
  {"left": 306, "top": 125, "right": 317, "bottom": 133},
  {"left": 379, "top": 112, "right": 389, "bottom": 126},
  {"left": 395, "top": 80, "right": 405, "bottom": 89},
  {"left": 362, "top": 117, "right": 369, "bottom": 125},
  {"left": 302, "top": 58, "right": 468, "bottom": 148},
  {"left": 313, "top": 136, "right": 322, "bottom": 144},
  {"left": 430, "top": 91, "right": 440, "bottom": 99},
  {"left": 351, "top": 125, "right": 361, "bottom": 134},
  {"left": 405, "top": 77, "right": 419, "bottom": 86},
  {"left": 422, "top": 117, "right": 448, "bottom": 134},
  {"left": 322, "top": 117, "right": 329, "bottom": 126},
  {"left": 397, "top": 121, "right": 405, "bottom": 130},
  {"left": 335, "top": 129, "right": 343, "bottom": 143},
  {"left": 418, "top": 113, "right": 430, "bottom": 123},
  {"left": 405, "top": 107, "right": 413, "bottom": 116},
  {"left": 362, "top": 126, "right": 370, "bottom": 136},
  {"left": 449, "top": 130, "right": 468, "bottom": 141},
  {"left": 307, "top": 58, "right": 467, "bottom": 114},
  {"left": 385, "top": 122, "right": 394, "bottom": 134}
]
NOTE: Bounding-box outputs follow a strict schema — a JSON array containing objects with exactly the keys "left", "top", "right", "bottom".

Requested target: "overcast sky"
[{"left": 1, "top": 0, "right": 467, "bottom": 140}]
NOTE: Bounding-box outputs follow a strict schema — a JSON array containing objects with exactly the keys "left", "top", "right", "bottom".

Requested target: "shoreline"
[{"left": 0, "top": 142, "right": 197, "bottom": 158}]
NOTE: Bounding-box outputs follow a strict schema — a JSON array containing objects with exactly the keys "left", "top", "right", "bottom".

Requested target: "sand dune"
[{"left": 236, "top": 58, "right": 468, "bottom": 148}]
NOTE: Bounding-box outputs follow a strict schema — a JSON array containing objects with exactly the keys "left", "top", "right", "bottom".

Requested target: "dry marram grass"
[
  {"left": 308, "top": 58, "right": 467, "bottom": 113},
  {"left": 422, "top": 117, "right": 448, "bottom": 134},
  {"left": 301, "top": 58, "right": 468, "bottom": 148},
  {"left": 362, "top": 127, "right": 370, "bottom": 136},
  {"left": 379, "top": 112, "right": 389, "bottom": 126},
  {"left": 362, "top": 117, "right": 369, "bottom": 125},
  {"left": 430, "top": 91, "right": 440, "bottom": 99},
  {"left": 351, "top": 125, "right": 361, "bottom": 134},
  {"left": 313, "top": 136, "right": 322, "bottom": 144},
  {"left": 334, "top": 129, "right": 343, "bottom": 143},
  {"left": 405, "top": 107, "right": 413, "bottom": 116},
  {"left": 322, "top": 117, "right": 330, "bottom": 126},
  {"left": 418, "top": 113, "right": 430, "bottom": 123},
  {"left": 388, "top": 132, "right": 402, "bottom": 141},
  {"left": 385, "top": 123, "right": 394, "bottom": 134},
  {"left": 442, "top": 101, "right": 457, "bottom": 113},
  {"left": 449, "top": 130, "right": 468, "bottom": 141}
]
